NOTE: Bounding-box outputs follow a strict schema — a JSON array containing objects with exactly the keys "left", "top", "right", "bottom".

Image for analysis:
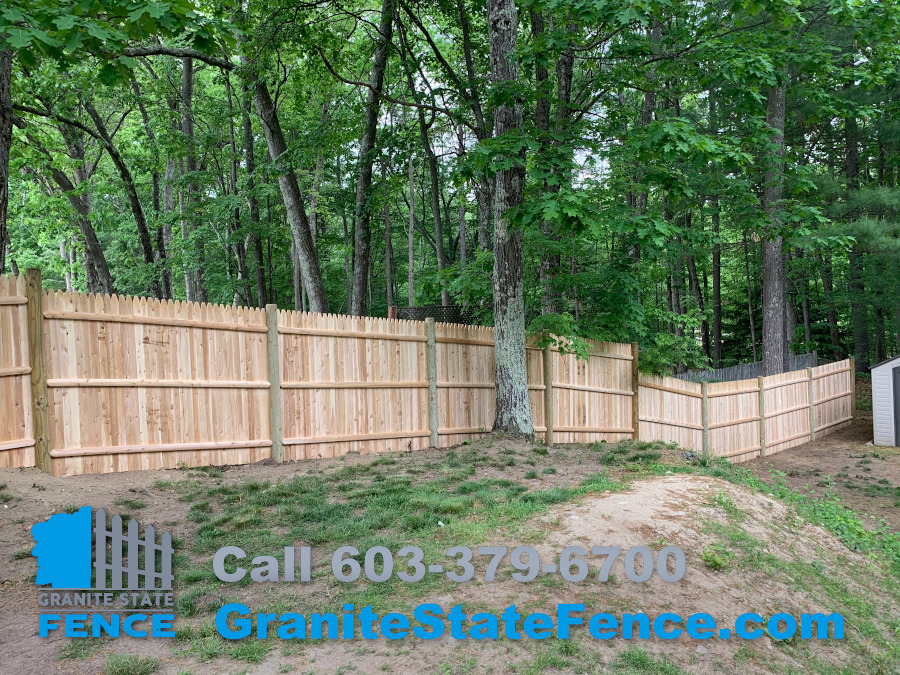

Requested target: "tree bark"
[
  {"left": 743, "top": 231, "right": 758, "bottom": 362},
  {"left": 407, "top": 154, "right": 415, "bottom": 306},
  {"left": 382, "top": 160, "right": 394, "bottom": 309},
  {"left": 350, "top": 0, "right": 395, "bottom": 315},
  {"left": 845, "top": 108, "right": 869, "bottom": 371},
  {"left": 761, "top": 82, "right": 787, "bottom": 375},
  {"left": 243, "top": 61, "right": 327, "bottom": 312},
  {"left": 0, "top": 49, "right": 12, "bottom": 274},
  {"left": 242, "top": 94, "right": 266, "bottom": 307},
  {"left": 488, "top": 0, "right": 533, "bottom": 435},
  {"left": 180, "top": 58, "right": 207, "bottom": 302}
]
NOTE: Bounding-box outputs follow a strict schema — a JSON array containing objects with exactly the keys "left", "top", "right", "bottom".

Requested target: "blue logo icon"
[{"left": 31, "top": 507, "right": 174, "bottom": 590}]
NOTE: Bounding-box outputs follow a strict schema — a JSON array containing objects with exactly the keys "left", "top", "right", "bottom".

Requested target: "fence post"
[
  {"left": 25, "top": 269, "right": 50, "bottom": 473},
  {"left": 807, "top": 367, "right": 816, "bottom": 441},
  {"left": 631, "top": 342, "right": 640, "bottom": 441},
  {"left": 265, "top": 304, "right": 283, "bottom": 464},
  {"left": 849, "top": 356, "right": 856, "bottom": 419},
  {"left": 701, "top": 382, "right": 709, "bottom": 455},
  {"left": 425, "top": 317, "right": 438, "bottom": 447},
  {"left": 543, "top": 345, "right": 554, "bottom": 447},
  {"left": 758, "top": 375, "right": 766, "bottom": 458}
]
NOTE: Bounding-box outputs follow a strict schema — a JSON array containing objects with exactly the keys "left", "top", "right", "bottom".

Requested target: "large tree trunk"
[
  {"left": 0, "top": 49, "right": 12, "bottom": 274},
  {"left": 243, "top": 63, "right": 327, "bottom": 312},
  {"left": 350, "top": 0, "right": 395, "bottom": 316},
  {"left": 488, "top": 0, "right": 533, "bottom": 436},
  {"left": 761, "top": 82, "right": 787, "bottom": 375}
]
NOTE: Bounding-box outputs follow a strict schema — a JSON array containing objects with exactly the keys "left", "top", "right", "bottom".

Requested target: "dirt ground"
[
  {"left": 744, "top": 415, "right": 900, "bottom": 531},
  {"left": 0, "top": 425, "right": 897, "bottom": 675}
]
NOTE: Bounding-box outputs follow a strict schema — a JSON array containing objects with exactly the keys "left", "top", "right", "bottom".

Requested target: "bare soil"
[
  {"left": 744, "top": 417, "right": 900, "bottom": 531},
  {"left": 0, "top": 427, "right": 896, "bottom": 675}
]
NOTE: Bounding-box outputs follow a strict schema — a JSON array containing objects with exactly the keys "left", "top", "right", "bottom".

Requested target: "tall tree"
[
  {"left": 350, "top": 0, "right": 395, "bottom": 315},
  {"left": 488, "top": 0, "right": 533, "bottom": 435}
]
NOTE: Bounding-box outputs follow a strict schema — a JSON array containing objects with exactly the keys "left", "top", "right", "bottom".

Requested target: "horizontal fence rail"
[{"left": 0, "top": 271, "right": 855, "bottom": 476}]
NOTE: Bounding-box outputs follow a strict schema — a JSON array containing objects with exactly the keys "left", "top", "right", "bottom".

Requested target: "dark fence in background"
[
  {"left": 390, "top": 305, "right": 474, "bottom": 324},
  {"left": 676, "top": 352, "right": 818, "bottom": 383}
]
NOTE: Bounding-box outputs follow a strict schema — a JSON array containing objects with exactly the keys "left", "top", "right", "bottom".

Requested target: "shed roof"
[{"left": 871, "top": 354, "right": 900, "bottom": 370}]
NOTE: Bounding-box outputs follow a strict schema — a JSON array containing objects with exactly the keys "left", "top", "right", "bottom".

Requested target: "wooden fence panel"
[
  {"left": 762, "top": 370, "right": 812, "bottom": 455},
  {"left": 638, "top": 375, "right": 702, "bottom": 450},
  {"left": 813, "top": 359, "right": 853, "bottom": 438},
  {"left": 43, "top": 291, "right": 270, "bottom": 476},
  {"left": 552, "top": 341, "right": 634, "bottom": 444},
  {"left": 526, "top": 346, "right": 547, "bottom": 439},
  {"left": 0, "top": 276, "right": 861, "bottom": 475},
  {"left": 434, "top": 324, "right": 496, "bottom": 446},
  {"left": 707, "top": 379, "right": 761, "bottom": 461},
  {"left": 279, "top": 311, "right": 429, "bottom": 459},
  {"left": 0, "top": 274, "right": 34, "bottom": 468}
]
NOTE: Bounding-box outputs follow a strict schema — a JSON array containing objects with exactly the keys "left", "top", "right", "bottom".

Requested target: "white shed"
[{"left": 871, "top": 355, "right": 900, "bottom": 446}]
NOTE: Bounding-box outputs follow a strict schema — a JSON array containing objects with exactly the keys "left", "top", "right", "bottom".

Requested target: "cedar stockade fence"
[{"left": 0, "top": 271, "right": 855, "bottom": 477}]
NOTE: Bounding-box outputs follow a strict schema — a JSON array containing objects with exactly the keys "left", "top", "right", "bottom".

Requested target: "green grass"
[
  {"left": 57, "top": 635, "right": 109, "bottom": 661},
  {"left": 103, "top": 654, "right": 159, "bottom": 675},
  {"left": 152, "top": 436, "right": 900, "bottom": 670},
  {"left": 114, "top": 498, "right": 148, "bottom": 511},
  {"left": 12, "top": 547, "right": 32, "bottom": 560}
]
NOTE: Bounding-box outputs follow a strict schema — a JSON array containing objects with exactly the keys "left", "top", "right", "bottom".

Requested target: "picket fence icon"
[{"left": 31, "top": 506, "right": 174, "bottom": 591}]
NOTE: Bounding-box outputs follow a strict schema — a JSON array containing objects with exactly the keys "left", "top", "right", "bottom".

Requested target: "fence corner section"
[
  {"left": 807, "top": 367, "right": 816, "bottom": 441},
  {"left": 758, "top": 375, "right": 766, "bottom": 458},
  {"left": 25, "top": 268, "right": 51, "bottom": 473},
  {"left": 849, "top": 357, "right": 856, "bottom": 419},
  {"left": 543, "top": 345, "right": 554, "bottom": 447},
  {"left": 631, "top": 342, "right": 640, "bottom": 441},
  {"left": 425, "top": 317, "right": 438, "bottom": 448},
  {"left": 265, "top": 304, "right": 283, "bottom": 464}
]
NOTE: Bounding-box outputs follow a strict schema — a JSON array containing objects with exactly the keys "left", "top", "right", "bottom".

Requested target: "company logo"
[
  {"left": 31, "top": 507, "right": 177, "bottom": 638},
  {"left": 32, "top": 506, "right": 174, "bottom": 590}
]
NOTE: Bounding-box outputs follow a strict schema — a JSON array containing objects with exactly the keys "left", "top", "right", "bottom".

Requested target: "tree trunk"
[
  {"left": 488, "top": 0, "right": 533, "bottom": 436},
  {"left": 761, "top": 82, "right": 787, "bottom": 375},
  {"left": 743, "top": 231, "right": 758, "bottom": 362},
  {"left": 382, "top": 161, "right": 393, "bottom": 310},
  {"left": 424, "top": 130, "right": 449, "bottom": 306},
  {"left": 408, "top": 155, "right": 415, "bottom": 306},
  {"left": 242, "top": 94, "right": 266, "bottom": 308},
  {"left": 350, "top": 0, "right": 395, "bottom": 316},
  {"left": 845, "top": 108, "right": 869, "bottom": 371},
  {"left": 0, "top": 49, "right": 13, "bottom": 274},
  {"left": 711, "top": 197, "right": 722, "bottom": 366},
  {"left": 244, "top": 63, "right": 327, "bottom": 312},
  {"left": 180, "top": 58, "right": 207, "bottom": 302},
  {"left": 83, "top": 101, "right": 161, "bottom": 298},
  {"left": 818, "top": 254, "right": 842, "bottom": 358}
]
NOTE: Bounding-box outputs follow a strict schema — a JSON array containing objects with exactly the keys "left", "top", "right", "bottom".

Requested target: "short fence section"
[{"left": 0, "top": 271, "right": 855, "bottom": 476}]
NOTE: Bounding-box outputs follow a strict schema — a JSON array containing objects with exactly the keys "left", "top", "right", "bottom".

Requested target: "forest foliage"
[{"left": 2, "top": 0, "right": 900, "bottom": 388}]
